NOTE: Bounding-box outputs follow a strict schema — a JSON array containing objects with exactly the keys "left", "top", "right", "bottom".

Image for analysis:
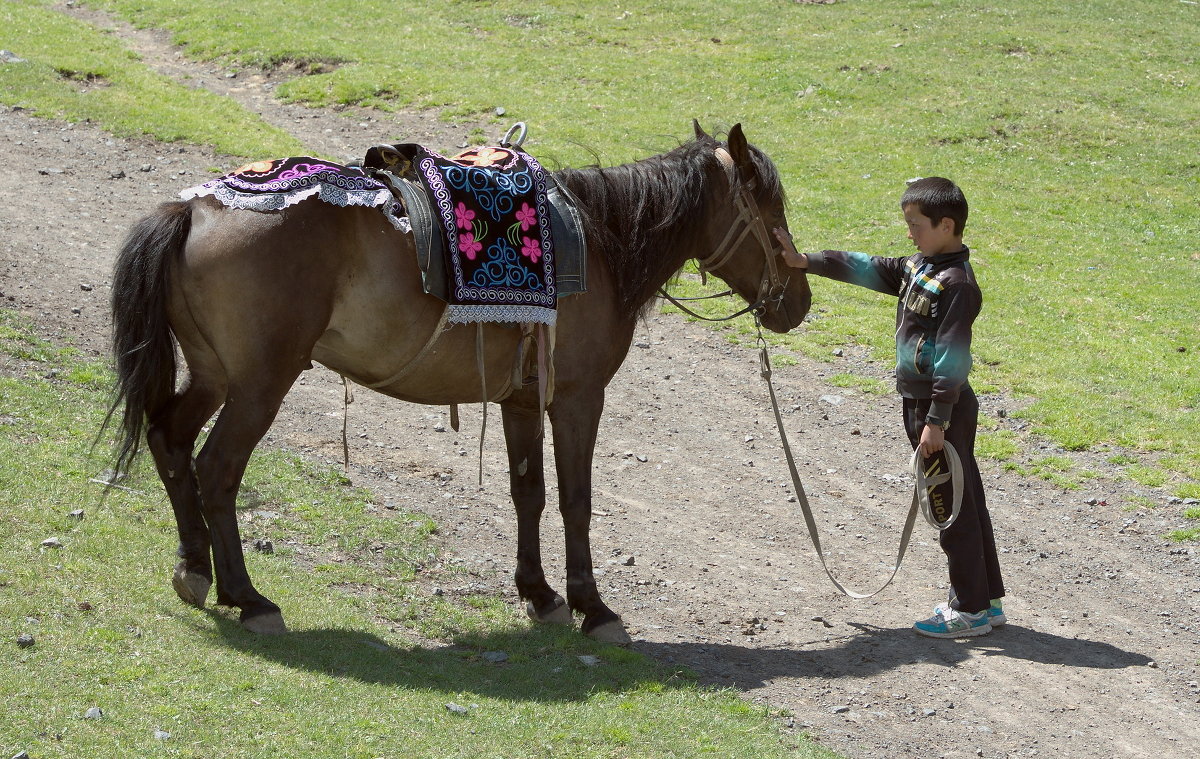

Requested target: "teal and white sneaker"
[
  {"left": 935, "top": 598, "right": 1006, "bottom": 627},
  {"left": 913, "top": 608, "right": 992, "bottom": 638}
]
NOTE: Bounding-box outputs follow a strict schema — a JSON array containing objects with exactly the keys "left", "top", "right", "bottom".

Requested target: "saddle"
[{"left": 361, "top": 142, "right": 587, "bottom": 311}]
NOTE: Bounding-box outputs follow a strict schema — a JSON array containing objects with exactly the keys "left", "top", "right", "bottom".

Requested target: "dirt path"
[{"left": 2, "top": 17, "right": 1197, "bottom": 758}]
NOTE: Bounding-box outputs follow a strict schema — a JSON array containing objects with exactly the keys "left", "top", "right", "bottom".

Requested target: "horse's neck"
[{"left": 558, "top": 158, "right": 714, "bottom": 313}]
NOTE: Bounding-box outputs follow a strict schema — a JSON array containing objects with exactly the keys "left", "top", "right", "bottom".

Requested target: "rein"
[
  {"left": 657, "top": 147, "right": 789, "bottom": 322},
  {"left": 753, "top": 317, "right": 963, "bottom": 598}
]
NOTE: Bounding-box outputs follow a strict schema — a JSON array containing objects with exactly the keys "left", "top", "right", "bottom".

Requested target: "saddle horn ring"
[{"left": 501, "top": 122, "right": 528, "bottom": 148}]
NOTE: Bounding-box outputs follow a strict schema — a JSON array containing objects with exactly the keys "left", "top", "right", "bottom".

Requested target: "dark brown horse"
[{"left": 107, "top": 122, "right": 810, "bottom": 643}]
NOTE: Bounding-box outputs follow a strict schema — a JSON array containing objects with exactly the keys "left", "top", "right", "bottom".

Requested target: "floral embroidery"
[
  {"left": 459, "top": 232, "right": 483, "bottom": 260},
  {"left": 521, "top": 235, "right": 542, "bottom": 264},
  {"left": 516, "top": 202, "right": 537, "bottom": 231},
  {"left": 455, "top": 201, "right": 476, "bottom": 231}
]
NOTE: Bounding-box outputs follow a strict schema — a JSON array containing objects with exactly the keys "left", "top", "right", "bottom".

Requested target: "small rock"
[
  {"left": 921, "top": 708, "right": 937, "bottom": 717},
  {"left": 635, "top": 454, "right": 648, "bottom": 463},
  {"left": 832, "top": 348, "right": 844, "bottom": 357},
  {"left": 1, "top": 50, "right": 28, "bottom": 63},
  {"left": 79, "top": 283, "right": 93, "bottom": 292},
  {"left": 37, "top": 167, "right": 65, "bottom": 175},
  {"left": 445, "top": 702, "right": 470, "bottom": 714},
  {"left": 1147, "top": 660, "right": 1158, "bottom": 669},
  {"left": 831, "top": 705, "right": 850, "bottom": 714},
  {"left": 153, "top": 729, "right": 171, "bottom": 740},
  {"left": 84, "top": 706, "right": 104, "bottom": 719},
  {"left": 68, "top": 509, "right": 84, "bottom": 520},
  {"left": 16, "top": 634, "right": 35, "bottom": 648},
  {"left": 494, "top": 106, "right": 506, "bottom": 116},
  {"left": 252, "top": 538, "right": 273, "bottom": 554},
  {"left": 481, "top": 650, "right": 508, "bottom": 663},
  {"left": 71, "top": 307, "right": 81, "bottom": 315},
  {"left": 622, "top": 554, "right": 635, "bottom": 566},
  {"left": 433, "top": 423, "right": 446, "bottom": 432},
  {"left": 634, "top": 340, "right": 650, "bottom": 349},
  {"left": 140, "top": 164, "right": 153, "bottom": 172},
  {"left": 12, "top": 752, "right": 31, "bottom": 759},
  {"left": 41, "top": 537, "right": 63, "bottom": 549},
  {"left": 577, "top": 655, "right": 601, "bottom": 667},
  {"left": 109, "top": 169, "right": 125, "bottom": 180},
  {"left": 819, "top": 394, "right": 844, "bottom": 406}
]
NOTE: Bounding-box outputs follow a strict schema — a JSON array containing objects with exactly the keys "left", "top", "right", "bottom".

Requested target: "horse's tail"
[{"left": 103, "top": 201, "right": 192, "bottom": 478}]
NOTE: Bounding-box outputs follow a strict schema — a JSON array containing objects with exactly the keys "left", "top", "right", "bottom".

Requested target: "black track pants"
[{"left": 902, "top": 386, "right": 1004, "bottom": 615}]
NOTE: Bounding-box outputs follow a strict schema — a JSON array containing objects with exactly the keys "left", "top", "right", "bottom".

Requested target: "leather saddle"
[{"left": 360, "top": 143, "right": 587, "bottom": 303}]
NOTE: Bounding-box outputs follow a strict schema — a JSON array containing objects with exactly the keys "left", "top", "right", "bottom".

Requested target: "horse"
[{"left": 106, "top": 121, "right": 811, "bottom": 644}]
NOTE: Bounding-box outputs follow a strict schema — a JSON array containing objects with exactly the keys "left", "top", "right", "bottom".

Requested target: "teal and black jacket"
[{"left": 806, "top": 247, "right": 980, "bottom": 424}]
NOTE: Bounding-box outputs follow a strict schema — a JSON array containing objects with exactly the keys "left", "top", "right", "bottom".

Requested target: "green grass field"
[
  {"left": 0, "top": 0, "right": 1197, "bottom": 754},
  {"left": 0, "top": 310, "right": 833, "bottom": 759},
  {"left": 2, "top": 0, "right": 1195, "bottom": 494}
]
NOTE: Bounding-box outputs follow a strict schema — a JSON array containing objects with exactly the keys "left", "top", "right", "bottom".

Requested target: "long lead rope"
[{"left": 756, "top": 318, "right": 962, "bottom": 599}]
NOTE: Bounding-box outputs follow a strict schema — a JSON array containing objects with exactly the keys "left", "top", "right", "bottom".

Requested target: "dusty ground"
[{"left": 2, "top": 14, "right": 1198, "bottom": 758}]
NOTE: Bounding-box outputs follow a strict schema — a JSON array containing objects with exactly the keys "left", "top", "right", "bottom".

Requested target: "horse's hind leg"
[
  {"left": 193, "top": 373, "right": 301, "bottom": 634},
  {"left": 501, "top": 398, "right": 572, "bottom": 625},
  {"left": 145, "top": 376, "right": 224, "bottom": 607}
]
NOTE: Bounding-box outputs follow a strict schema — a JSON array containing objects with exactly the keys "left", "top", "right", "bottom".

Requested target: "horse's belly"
[{"left": 313, "top": 320, "right": 526, "bottom": 405}]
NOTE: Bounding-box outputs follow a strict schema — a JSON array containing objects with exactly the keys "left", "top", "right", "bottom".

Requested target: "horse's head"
[{"left": 697, "top": 122, "right": 811, "bottom": 333}]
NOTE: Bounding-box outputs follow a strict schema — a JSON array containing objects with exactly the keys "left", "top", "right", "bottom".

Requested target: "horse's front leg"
[
  {"left": 549, "top": 391, "right": 630, "bottom": 645},
  {"left": 500, "top": 398, "right": 571, "bottom": 625}
]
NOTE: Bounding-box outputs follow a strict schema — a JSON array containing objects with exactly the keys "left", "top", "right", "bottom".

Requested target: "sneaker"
[
  {"left": 934, "top": 598, "right": 1006, "bottom": 627},
  {"left": 913, "top": 608, "right": 992, "bottom": 638}
]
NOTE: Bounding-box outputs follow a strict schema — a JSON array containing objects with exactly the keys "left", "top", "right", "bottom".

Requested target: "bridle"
[{"left": 656, "top": 147, "right": 792, "bottom": 322}]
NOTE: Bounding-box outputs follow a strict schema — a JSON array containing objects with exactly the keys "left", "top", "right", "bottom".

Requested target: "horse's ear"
[
  {"left": 726, "top": 123, "right": 749, "bottom": 166},
  {"left": 693, "top": 119, "right": 709, "bottom": 140}
]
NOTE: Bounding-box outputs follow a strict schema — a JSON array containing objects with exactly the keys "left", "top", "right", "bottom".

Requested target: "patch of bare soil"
[{"left": 1, "top": 18, "right": 1197, "bottom": 759}]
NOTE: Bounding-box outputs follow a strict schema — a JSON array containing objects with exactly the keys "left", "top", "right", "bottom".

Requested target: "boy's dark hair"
[{"left": 900, "top": 177, "right": 968, "bottom": 236}]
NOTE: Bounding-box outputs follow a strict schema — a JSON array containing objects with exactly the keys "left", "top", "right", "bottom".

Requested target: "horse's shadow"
[
  {"left": 634, "top": 622, "right": 1154, "bottom": 691},
  {"left": 196, "top": 610, "right": 675, "bottom": 703}
]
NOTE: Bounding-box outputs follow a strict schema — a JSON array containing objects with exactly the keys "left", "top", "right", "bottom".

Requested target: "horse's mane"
[{"left": 554, "top": 133, "right": 783, "bottom": 319}]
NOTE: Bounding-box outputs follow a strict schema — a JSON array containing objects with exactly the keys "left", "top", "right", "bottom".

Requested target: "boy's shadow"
[{"left": 634, "top": 622, "right": 1153, "bottom": 691}]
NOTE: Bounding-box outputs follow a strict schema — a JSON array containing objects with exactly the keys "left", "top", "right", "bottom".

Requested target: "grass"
[
  {"left": 3, "top": 0, "right": 1196, "bottom": 486},
  {"left": 0, "top": 308, "right": 834, "bottom": 758},
  {"left": 0, "top": 1, "right": 302, "bottom": 157}
]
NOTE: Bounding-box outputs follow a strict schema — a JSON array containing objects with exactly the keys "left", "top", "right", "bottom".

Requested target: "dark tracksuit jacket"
[{"left": 806, "top": 246, "right": 1004, "bottom": 613}]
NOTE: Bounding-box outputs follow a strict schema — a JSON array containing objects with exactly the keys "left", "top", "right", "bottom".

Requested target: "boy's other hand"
[
  {"left": 772, "top": 227, "right": 809, "bottom": 269},
  {"left": 919, "top": 424, "right": 945, "bottom": 458}
]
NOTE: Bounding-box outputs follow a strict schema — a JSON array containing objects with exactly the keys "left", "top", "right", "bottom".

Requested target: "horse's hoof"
[
  {"left": 172, "top": 563, "right": 210, "bottom": 607},
  {"left": 525, "top": 594, "right": 573, "bottom": 625},
  {"left": 586, "top": 619, "right": 632, "bottom": 646},
  {"left": 242, "top": 611, "right": 289, "bottom": 635}
]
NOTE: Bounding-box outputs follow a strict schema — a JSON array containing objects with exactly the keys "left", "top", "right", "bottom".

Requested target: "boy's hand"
[
  {"left": 919, "top": 424, "right": 945, "bottom": 458},
  {"left": 772, "top": 227, "right": 808, "bottom": 269}
]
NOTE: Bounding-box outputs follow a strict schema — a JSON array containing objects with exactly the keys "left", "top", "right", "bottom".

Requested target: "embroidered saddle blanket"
[
  {"left": 179, "top": 156, "right": 409, "bottom": 231},
  {"left": 365, "top": 143, "right": 586, "bottom": 326},
  {"left": 178, "top": 148, "right": 587, "bottom": 324}
]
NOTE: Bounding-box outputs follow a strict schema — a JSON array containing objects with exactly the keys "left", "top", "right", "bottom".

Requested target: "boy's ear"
[{"left": 937, "top": 216, "right": 957, "bottom": 235}]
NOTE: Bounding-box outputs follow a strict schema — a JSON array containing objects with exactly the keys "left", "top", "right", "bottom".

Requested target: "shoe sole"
[{"left": 913, "top": 621, "right": 993, "bottom": 639}]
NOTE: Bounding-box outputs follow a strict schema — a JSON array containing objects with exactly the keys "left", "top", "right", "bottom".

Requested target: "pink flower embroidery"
[
  {"left": 455, "top": 201, "right": 475, "bottom": 231},
  {"left": 520, "top": 235, "right": 542, "bottom": 264},
  {"left": 460, "top": 232, "right": 483, "bottom": 260},
  {"left": 515, "top": 202, "right": 537, "bottom": 231}
]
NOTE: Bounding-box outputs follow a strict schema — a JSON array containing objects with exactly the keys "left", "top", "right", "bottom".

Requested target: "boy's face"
[{"left": 903, "top": 204, "right": 961, "bottom": 257}]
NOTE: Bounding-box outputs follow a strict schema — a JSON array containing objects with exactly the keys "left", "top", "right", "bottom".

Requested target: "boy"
[{"left": 772, "top": 177, "right": 1004, "bottom": 638}]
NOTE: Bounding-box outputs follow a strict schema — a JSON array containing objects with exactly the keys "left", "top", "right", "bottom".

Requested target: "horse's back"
[{"left": 172, "top": 197, "right": 527, "bottom": 404}]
